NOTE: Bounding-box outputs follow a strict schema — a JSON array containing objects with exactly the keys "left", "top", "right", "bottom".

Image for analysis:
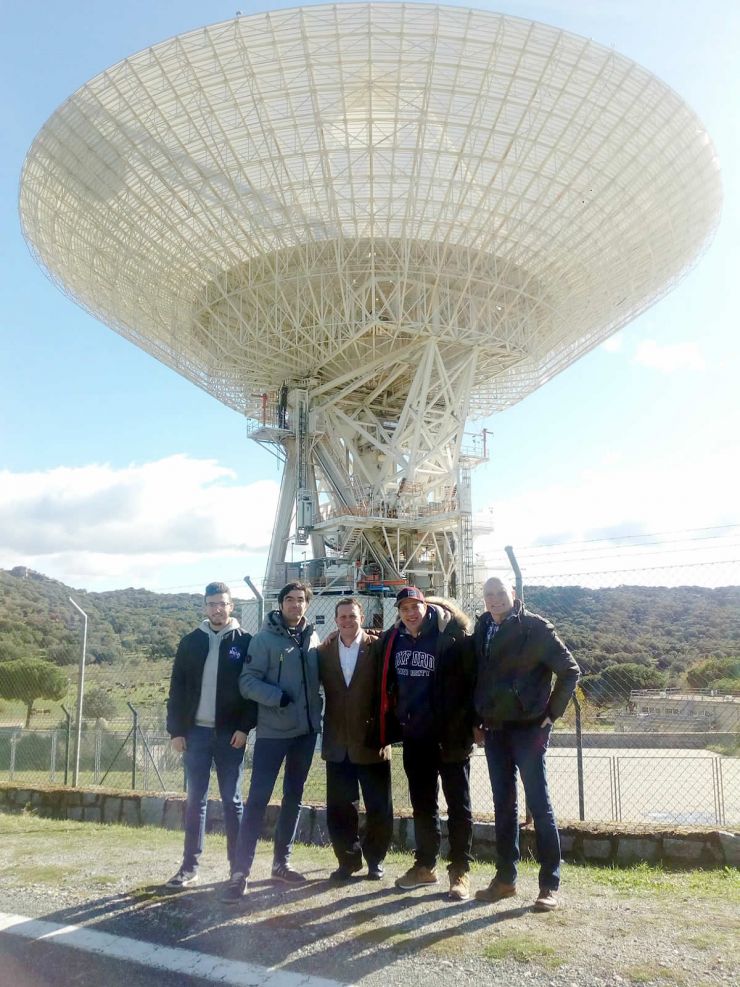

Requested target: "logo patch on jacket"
[{"left": 228, "top": 647, "right": 242, "bottom": 662}]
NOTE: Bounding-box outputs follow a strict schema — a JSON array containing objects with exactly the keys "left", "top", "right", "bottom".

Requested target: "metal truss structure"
[{"left": 20, "top": 4, "right": 721, "bottom": 605}]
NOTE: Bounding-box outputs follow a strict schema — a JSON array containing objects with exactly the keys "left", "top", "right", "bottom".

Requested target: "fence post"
[
  {"left": 128, "top": 702, "right": 138, "bottom": 790},
  {"left": 9, "top": 731, "right": 18, "bottom": 780},
  {"left": 94, "top": 727, "right": 102, "bottom": 784},
  {"left": 574, "top": 695, "right": 585, "bottom": 821},
  {"left": 50, "top": 730, "right": 58, "bottom": 783},
  {"left": 61, "top": 705, "right": 71, "bottom": 786}
]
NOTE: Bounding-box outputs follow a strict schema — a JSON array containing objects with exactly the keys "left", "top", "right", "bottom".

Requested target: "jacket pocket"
[{"left": 263, "top": 701, "right": 300, "bottom": 733}]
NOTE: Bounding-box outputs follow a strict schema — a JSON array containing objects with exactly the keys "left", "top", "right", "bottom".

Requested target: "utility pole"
[{"left": 69, "top": 598, "right": 88, "bottom": 787}]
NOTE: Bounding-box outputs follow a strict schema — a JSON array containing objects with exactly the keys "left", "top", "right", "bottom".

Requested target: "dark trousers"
[
  {"left": 232, "top": 732, "right": 317, "bottom": 876},
  {"left": 182, "top": 726, "right": 244, "bottom": 872},
  {"left": 484, "top": 723, "right": 561, "bottom": 890},
  {"left": 326, "top": 755, "right": 393, "bottom": 868},
  {"left": 401, "top": 738, "right": 473, "bottom": 872}
]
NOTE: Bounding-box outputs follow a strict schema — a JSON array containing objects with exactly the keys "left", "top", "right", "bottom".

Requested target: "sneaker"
[
  {"left": 271, "top": 862, "right": 307, "bottom": 884},
  {"left": 394, "top": 864, "right": 439, "bottom": 890},
  {"left": 222, "top": 872, "right": 248, "bottom": 902},
  {"left": 448, "top": 868, "right": 471, "bottom": 901},
  {"left": 534, "top": 887, "right": 558, "bottom": 912},
  {"left": 330, "top": 862, "right": 363, "bottom": 881},
  {"left": 366, "top": 863, "right": 385, "bottom": 881},
  {"left": 475, "top": 878, "right": 517, "bottom": 903},
  {"left": 165, "top": 867, "right": 198, "bottom": 889}
]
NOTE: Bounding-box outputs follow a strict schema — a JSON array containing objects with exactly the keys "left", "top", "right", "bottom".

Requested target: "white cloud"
[
  {"left": 600, "top": 335, "right": 623, "bottom": 353},
  {"left": 474, "top": 445, "right": 739, "bottom": 587},
  {"left": 0, "top": 455, "right": 279, "bottom": 589},
  {"left": 633, "top": 339, "right": 706, "bottom": 373}
]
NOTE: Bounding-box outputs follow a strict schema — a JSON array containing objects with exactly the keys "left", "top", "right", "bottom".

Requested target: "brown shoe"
[
  {"left": 475, "top": 878, "right": 517, "bottom": 903},
  {"left": 448, "top": 868, "right": 470, "bottom": 901},
  {"left": 395, "top": 864, "right": 439, "bottom": 890},
  {"left": 534, "top": 887, "right": 558, "bottom": 912}
]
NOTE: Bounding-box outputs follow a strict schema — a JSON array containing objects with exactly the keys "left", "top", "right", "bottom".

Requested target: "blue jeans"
[
  {"left": 232, "top": 732, "right": 317, "bottom": 876},
  {"left": 484, "top": 723, "right": 560, "bottom": 891},
  {"left": 182, "top": 726, "right": 245, "bottom": 872}
]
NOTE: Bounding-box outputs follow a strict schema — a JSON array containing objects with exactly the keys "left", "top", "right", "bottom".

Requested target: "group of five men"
[{"left": 166, "top": 576, "right": 579, "bottom": 911}]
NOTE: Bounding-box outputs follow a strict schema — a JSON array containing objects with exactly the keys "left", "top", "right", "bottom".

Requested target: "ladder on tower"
[{"left": 459, "top": 466, "right": 475, "bottom": 613}]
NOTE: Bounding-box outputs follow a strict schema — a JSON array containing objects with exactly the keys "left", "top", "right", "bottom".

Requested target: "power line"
[{"left": 510, "top": 522, "right": 740, "bottom": 554}]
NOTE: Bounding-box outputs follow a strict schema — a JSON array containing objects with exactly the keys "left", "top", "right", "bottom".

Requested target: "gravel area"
[{"left": 1, "top": 813, "right": 737, "bottom": 987}]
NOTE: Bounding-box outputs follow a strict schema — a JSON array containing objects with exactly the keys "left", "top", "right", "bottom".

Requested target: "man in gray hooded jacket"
[{"left": 224, "top": 581, "right": 321, "bottom": 901}]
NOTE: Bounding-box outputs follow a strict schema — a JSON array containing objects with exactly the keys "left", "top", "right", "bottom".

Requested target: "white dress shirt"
[{"left": 338, "top": 631, "right": 363, "bottom": 686}]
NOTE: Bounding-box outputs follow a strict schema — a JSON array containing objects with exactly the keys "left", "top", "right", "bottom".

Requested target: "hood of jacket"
[{"left": 260, "top": 609, "right": 311, "bottom": 639}]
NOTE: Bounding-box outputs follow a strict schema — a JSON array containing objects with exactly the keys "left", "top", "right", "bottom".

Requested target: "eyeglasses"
[{"left": 206, "top": 601, "right": 231, "bottom": 609}]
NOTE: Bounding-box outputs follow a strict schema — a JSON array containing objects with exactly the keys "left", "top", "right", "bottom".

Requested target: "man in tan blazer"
[{"left": 318, "top": 598, "right": 393, "bottom": 880}]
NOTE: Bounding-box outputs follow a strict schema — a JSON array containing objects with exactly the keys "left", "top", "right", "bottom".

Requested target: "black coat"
[
  {"left": 166, "top": 624, "right": 257, "bottom": 738},
  {"left": 369, "top": 605, "right": 476, "bottom": 762},
  {"left": 473, "top": 601, "right": 580, "bottom": 728}
]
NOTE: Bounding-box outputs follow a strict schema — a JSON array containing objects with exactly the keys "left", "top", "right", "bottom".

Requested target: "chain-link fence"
[{"left": 1, "top": 554, "right": 738, "bottom": 827}]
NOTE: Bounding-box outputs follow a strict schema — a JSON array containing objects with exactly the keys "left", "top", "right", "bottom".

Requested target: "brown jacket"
[{"left": 318, "top": 631, "right": 390, "bottom": 765}]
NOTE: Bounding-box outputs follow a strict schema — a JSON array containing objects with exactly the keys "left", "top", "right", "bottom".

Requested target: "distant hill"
[
  {"left": 0, "top": 567, "right": 203, "bottom": 665},
  {"left": 524, "top": 583, "right": 740, "bottom": 675},
  {"left": 1, "top": 567, "right": 739, "bottom": 679}
]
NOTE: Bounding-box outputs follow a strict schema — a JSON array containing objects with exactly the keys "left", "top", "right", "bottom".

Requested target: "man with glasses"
[{"left": 165, "top": 581, "right": 256, "bottom": 889}]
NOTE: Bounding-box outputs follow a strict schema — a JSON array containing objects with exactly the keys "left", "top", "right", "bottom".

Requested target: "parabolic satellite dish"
[{"left": 20, "top": 4, "right": 721, "bottom": 608}]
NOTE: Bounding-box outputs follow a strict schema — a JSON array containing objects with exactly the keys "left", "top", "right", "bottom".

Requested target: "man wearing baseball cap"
[{"left": 369, "top": 586, "right": 476, "bottom": 900}]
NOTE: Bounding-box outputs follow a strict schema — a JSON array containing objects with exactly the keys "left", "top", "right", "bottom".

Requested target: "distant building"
[{"left": 616, "top": 689, "right": 739, "bottom": 733}]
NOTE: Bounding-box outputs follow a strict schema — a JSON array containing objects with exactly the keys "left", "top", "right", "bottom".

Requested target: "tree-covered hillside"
[
  {"left": 0, "top": 567, "right": 203, "bottom": 665},
  {"left": 524, "top": 584, "right": 740, "bottom": 676},
  {"left": 1, "top": 567, "right": 738, "bottom": 684}
]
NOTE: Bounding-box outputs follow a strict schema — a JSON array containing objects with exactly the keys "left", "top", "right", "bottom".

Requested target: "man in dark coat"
[
  {"left": 165, "top": 581, "right": 255, "bottom": 889},
  {"left": 319, "top": 597, "right": 392, "bottom": 881},
  {"left": 473, "top": 575, "right": 580, "bottom": 912},
  {"left": 372, "top": 587, "right": 475, "bottom": 901}
]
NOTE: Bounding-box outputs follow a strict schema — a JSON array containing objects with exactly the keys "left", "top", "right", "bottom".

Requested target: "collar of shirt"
[{"left": 485, "top": 609, "right": 516, "bottom": 647}]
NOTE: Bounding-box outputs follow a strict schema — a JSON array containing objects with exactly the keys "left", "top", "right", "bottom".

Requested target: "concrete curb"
[{"left": 1, "top": 781, "right": 737, "bottom": 870}]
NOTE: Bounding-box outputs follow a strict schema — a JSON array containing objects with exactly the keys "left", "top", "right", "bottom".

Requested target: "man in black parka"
[{"left": 165, "top": 581, "right": 256, "bottom": 889}]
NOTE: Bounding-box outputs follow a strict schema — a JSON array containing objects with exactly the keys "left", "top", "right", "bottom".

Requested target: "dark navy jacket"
[
  {"left": 370, "top": 604, "right": 475, "bottom": 761},
  {"left": 166, "top": 623, "right": 257, "bottom": 738}
]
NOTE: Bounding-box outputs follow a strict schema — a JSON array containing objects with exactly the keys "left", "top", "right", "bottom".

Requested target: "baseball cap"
[{"left": 395, "top": 586, "right": 426, "bottom": 605}]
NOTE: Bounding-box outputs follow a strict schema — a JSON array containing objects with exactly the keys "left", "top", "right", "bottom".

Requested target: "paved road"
[{"left": 0, "top": 911, "right": 342, "bottom": 987}]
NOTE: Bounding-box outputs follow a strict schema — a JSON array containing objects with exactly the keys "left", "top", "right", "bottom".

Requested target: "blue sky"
[{"left": 1, "top": 0, "right": 739, "bottom": 596}]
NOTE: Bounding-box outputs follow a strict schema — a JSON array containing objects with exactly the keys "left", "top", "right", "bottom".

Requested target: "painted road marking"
[{"left": 0, "top": 912, "right": 348, "bottom": 987}]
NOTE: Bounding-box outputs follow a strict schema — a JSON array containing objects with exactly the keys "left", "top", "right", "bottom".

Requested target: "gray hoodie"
[{"left": 239, "top": 610, "right": 322, "bottom": 739}]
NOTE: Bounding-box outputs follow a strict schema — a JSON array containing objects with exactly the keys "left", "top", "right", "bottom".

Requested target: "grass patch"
[
  {"left": 623, "top": 963, "right": 686, "bottom": 984},
  {"left": 483, "top": 935, "right": 563, "bottom": 968},
  {"left": 569, "top": 860, "right": 740, "bottom": 901},
  {"left": 11, "top": 864, "right": 77, "bottom": 884}
]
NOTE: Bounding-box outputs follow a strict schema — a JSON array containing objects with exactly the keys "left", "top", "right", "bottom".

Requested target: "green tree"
[
  {"left": 686, "top": 656, "right": 740, "bottom": 690},
  {"left": 83, "top": 685, "right": 117, "bottom": 723},
  {"left": 0, "top": 657, "right": 68, "bottom": 728}
]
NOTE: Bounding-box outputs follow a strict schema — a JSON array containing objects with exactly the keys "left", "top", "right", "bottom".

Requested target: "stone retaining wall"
[{"left": 1, "top": 781, "right": 737, "bottom": 870}]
